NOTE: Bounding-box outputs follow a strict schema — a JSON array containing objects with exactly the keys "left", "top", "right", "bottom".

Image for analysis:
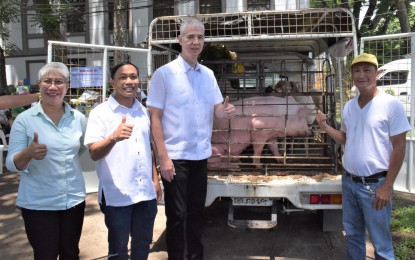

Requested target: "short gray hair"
[
  {"left": 38, "top": 62, "right": 70, "bottom": 81},
  {"left": 179, "top": 18, "right": 204, "bottom": 36}
]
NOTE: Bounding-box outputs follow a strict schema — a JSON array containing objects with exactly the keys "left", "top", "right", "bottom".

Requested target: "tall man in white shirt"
[
  {"left": 85, "top": 62, "right": 162, "bottom": 260},
  {"left": 147, "top": 18, "right": 235, "bottom": 260}
]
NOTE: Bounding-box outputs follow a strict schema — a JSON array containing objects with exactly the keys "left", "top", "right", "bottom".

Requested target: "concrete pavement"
[
  {"left": 0, "top": 169, "right": 378, "bottom": 259},
  {"left": 0, "top": 170, "right": 168, "bottom": 260}
]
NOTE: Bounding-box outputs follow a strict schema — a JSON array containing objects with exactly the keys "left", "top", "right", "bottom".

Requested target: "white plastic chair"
[
  {"left": 0, "top": 129, "right": 8, "bottom": 174},
  {"left": 0, "top": 129, "right": 8, "bottom": 150}
]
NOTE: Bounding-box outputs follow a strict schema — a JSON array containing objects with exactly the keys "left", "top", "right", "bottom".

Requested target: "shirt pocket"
[{"left": 166, "top": 75, "right": 190, "bottom": 107}]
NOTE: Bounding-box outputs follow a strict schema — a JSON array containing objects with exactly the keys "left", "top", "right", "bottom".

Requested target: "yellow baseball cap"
[{"left": 351, "top": 53, "right": 378, "bottom": 68}]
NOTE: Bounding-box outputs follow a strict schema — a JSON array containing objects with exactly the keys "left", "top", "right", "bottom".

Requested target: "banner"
[{"left": 70, "top": 66, "right": 103, "bottom": 88}]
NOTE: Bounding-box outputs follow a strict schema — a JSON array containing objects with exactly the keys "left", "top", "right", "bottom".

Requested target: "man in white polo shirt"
[
  {"left": 147, "top": 18, "right": 235, "bottom": 260},
  {"left": 85, "top": 62, "right": 162, "bottom": 260}
]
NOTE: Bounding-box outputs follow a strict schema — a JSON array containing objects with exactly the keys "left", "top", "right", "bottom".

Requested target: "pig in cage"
[
  {"left": 206, "top": 55, "right": 341, "bottom": 175},
  {"left": 48, "top": 41, "right": 149, "bottom": 116},
  {"left": 147, "top": 9, "right": 358, "bottom": 176}
]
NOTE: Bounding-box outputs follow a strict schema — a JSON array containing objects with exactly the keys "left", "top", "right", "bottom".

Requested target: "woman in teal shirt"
[{"left": 6, "top": 62, "right": 86, "bottom": 259}]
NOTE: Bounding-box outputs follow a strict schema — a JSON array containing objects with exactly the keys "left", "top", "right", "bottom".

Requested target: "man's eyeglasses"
[{"left": 40, "top": 79, "right": 67, "bottom": 87}]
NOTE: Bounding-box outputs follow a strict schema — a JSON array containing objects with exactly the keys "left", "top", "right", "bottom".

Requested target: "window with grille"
[
  {"left": 68, "top": 58, "right": 87, "bottom": 68},
  {"left": 66, "top": 0, "right": 86, "bottom": 33},
  {"left": 200, "top": 0, "right": 221, "bottom": 14},
  {"left": 248, "top": 0, "right": 270, "bottom": 11},
  {"left": 377, "top": 71, "right": 409, "bottom": 86},
  {"left": 153, "top": 0, "right": 174, "bottom": 18}
]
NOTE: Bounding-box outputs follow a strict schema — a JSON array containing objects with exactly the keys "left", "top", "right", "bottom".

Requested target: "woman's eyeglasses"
[{"left": 40, "top": 79, "right": 67, "bottom": 87}]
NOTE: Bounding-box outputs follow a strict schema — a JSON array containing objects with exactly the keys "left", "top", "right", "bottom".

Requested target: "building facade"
[{"left": 4, "top": 0, "right": 308, "bottom": 87}]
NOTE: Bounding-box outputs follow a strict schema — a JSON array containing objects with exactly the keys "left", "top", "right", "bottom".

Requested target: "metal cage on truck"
[{"left": 147, "top": 8, "right": 358, "bottom": 230}]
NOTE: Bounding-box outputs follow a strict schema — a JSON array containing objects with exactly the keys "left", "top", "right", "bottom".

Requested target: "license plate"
[{"left": 232, "top": 197, "right": 273, "bottom": 206}]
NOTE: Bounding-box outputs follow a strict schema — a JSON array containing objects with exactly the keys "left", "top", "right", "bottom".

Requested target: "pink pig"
[{"left": 209, "top": 96, "right": 314, "bottom": 170}]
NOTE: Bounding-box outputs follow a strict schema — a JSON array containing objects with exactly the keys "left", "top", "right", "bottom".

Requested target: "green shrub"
[{"left": 391, "top": 204, "right": 415, "bottom": 259}]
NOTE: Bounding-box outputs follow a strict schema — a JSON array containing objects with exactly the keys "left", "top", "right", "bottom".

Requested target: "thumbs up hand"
[
  {"left": 111, "top": 115, "right": 134, "bottom": 143},
  {"left": 28, "top": 132, "right": 47, "bottom": 160},
  {"left": 221, "top": 96, "right": 235, "bottom": 118}
]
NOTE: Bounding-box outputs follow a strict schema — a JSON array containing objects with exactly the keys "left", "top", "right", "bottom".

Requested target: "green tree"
[
  {"left": 310, "top": 0, "right": 415, "bottom": 37},
  {"left": 0, "top": 0, "right": 20, "bottom": 94},
  {"left": 31, "top": 0, "right": 78, "bottom": 63},
  {"left": 31, "top": 0, "right": 70, "bottom": 41},
  {"left": 395, "top": 0, "right": 411, "bottom": 32}
]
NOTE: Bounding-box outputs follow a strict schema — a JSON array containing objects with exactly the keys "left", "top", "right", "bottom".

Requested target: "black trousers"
[
  {"left": 21, "top": 201, "right": 85, "bottom": 260},
  {"left": 162, "top": 159, "right": 208, "bottom": 260}
]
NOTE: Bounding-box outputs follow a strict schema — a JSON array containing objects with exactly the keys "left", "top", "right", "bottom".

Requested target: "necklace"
[
  {"left": 41, "top": 103, "right": 64, "bottom": 126},
  {"left": 49, "top": 114, "right": 62, "bottom": 126}
]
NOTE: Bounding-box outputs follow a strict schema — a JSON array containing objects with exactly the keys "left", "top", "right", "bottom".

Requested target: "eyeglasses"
[{"left": 40, "top": 79, "right": 67, "bottom": 87}]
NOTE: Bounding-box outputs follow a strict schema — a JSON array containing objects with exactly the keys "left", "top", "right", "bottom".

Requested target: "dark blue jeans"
[
  {"left": 162, "top": 159, "right": 208, "bottom": 260},
  {"left": 100, "top": 194, "right": 157, "bottom": 260}
]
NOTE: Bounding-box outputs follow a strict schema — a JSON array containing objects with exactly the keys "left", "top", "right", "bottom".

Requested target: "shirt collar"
[
  {"left": 31, "top": 101, "right": 74, "bottom": 117},
  {"left": 178, "top": 55, "right": 201, "bottom": 72},
  {"left": 107, "top": 94, "right": 141, "bottom": 111}
]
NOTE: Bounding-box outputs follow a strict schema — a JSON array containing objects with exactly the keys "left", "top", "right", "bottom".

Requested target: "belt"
[{"left": 345, "top": 171, "right": 387, "bottom": 183}]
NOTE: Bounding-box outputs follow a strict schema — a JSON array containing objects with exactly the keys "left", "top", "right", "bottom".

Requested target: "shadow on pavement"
[{"left": 0, "top": 171, "right": 33, "bottom": 259}]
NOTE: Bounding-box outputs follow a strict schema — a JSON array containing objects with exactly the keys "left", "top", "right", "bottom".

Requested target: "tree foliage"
[
  {"left": 0, "top": 0, "right": 20, "bottom": 93},
  {"left": 32, "top": 0, "right": 71, "bottom": 41},
  {"left": 0, "top": 0, "right": 20, "bottom": 40},
  {"left": 310, "top": 0, "right": 415, "bottom": 37}
]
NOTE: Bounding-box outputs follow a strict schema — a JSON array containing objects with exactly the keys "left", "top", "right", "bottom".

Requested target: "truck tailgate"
[{"left": 206, "top": 173, "right": 342, "bottom": 210}]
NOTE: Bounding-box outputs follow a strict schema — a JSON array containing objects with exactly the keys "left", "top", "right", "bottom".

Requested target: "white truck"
[
  {"left": 376, "top": 58, "right": 412, "bottom": 118},
  {"left": 147, "top": 8, "right": 358, "bottom": 231}
]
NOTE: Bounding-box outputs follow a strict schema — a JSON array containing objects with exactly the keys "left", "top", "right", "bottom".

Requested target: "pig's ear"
[{"left": 297, "top": 107, "right": 314, "bottom": 116}]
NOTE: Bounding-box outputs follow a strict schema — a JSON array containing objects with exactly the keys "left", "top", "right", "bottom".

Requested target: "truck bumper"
[{"left": 206, "top": 173, "right": 342, "bottom": 210}]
